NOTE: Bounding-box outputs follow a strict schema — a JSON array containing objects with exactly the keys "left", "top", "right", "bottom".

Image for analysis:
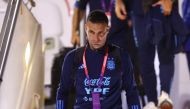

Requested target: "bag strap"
[{"left": 70, "top": 47, "right": 85, "bottom": 87}]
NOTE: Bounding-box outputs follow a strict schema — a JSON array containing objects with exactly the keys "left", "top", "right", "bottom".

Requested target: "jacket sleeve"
[
  {"left": 121, "top": 50, "right": 141, "bottom": 109},
  {"left": 56, "top": 50, "right": 75, "bottom": 109}
]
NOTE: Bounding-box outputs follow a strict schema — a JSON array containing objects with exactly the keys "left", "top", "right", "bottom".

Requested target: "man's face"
[{"left": 85, "top": 21, "right": 109, "bottom": 50}]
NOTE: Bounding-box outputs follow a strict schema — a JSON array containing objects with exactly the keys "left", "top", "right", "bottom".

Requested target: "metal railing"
[{"left": 0, "top": 0, "right": 22, "bottom": 84}]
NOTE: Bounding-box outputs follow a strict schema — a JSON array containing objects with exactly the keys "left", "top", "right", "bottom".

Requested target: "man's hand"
[
  {"left": 71, "top": 32, "right": 80, "bottom": 46},
  {"left": 152, "top": 0, "right": 173, "bottom": 16},
  {"left": 71, "top": 8, "right": 85, "bottom": 46},
  {"left": 115, "top": 0, "right": 127, "bottom": 20}
]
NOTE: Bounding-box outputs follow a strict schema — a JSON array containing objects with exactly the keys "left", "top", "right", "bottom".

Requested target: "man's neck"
[{"left": 88, "top": 44, "right": 107, "bottom": 53}]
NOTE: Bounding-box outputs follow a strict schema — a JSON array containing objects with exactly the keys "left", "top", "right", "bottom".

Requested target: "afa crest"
[{"left": 107, "top": 58, "right": 115, "bottom": 70}]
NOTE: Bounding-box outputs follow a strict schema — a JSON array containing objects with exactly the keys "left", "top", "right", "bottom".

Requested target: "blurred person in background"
[
  {"left": 182, "top": 0, "right": 190, "bottom": 72},
  {"left": 115, "top": 0, "right": 189, "bottom": 109}
]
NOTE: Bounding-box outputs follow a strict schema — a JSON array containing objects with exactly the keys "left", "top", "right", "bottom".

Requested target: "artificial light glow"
[{"left": 25, "top": 42, "right": 31, "bottom": 65}]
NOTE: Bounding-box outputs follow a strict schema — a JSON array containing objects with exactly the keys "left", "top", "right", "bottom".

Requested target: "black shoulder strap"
[
  {"left": 70, "top": 47, "right": 85, "bottom": 85},
  {"left": 74, "top": 47, "right": 85, "bottom": 65}
]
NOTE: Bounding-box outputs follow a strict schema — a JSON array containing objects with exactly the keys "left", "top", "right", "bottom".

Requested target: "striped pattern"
[
  {"left": 131, "top": 105, "right": 139, "bottom": 109},
  {"left": 56, "top": 100, "right": 64, "bottom": 109}
]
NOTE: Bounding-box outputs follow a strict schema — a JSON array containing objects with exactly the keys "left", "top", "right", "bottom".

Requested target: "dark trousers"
[
  {"left": 109, "top": 27, "right": 143, "bottom": 89},
  {"left": 132, "top": 14, "right": 175, "bottom": 104}
]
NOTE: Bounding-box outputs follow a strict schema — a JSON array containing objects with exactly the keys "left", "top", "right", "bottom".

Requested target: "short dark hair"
[{"left": 87, "top": 10, "right": 108, "bottom": 25}]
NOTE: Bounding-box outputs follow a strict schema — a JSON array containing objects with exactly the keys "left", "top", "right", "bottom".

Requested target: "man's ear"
[{"left": 107, "top": 26, "right": 110, "bottom": 32}]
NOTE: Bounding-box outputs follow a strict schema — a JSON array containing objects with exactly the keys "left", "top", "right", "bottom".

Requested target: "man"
[
  {"left": 115, "top": 0, "right": 189, "bottom": 109},
  {"left": 71, "top": 0, "right": 144, "bottom": 104},
  {"left": 56, "top": 10, "right": 141, "bottom": 109}
]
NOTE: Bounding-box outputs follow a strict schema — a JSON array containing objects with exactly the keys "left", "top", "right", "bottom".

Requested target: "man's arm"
[
  {"left": 71, "top": 8, "right": 85, "bottom": 46},
  {"left": 56, "top": 51, "right": 75, "bottom": 109},
  {"left": 71, "top": 0, "right": 88, "bottom": 46},
  {"left": 121, "top": 51, "right": 141, "bottom": 109}
]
